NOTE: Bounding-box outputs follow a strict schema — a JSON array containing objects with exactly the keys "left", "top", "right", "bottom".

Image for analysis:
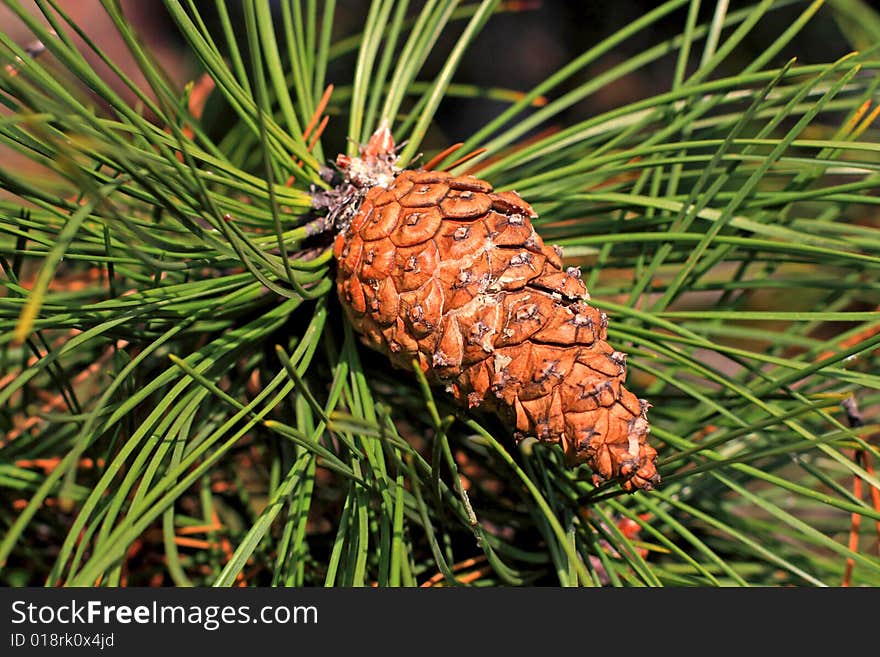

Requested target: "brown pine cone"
[{"left": 326, "top": 128, "right": 659, "bottom": 492}]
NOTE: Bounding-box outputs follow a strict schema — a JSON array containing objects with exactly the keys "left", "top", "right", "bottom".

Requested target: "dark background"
[
  {"left": 227, "top": 0, "right": 871, "bottom": 156},
  {"left": 1, "top": 1, "right": 870, "bottom": 154}
]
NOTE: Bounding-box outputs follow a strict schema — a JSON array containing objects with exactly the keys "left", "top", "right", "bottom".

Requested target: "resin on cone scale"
[{"left": 326, "top": 123, "right": 659, "bottom": 492}]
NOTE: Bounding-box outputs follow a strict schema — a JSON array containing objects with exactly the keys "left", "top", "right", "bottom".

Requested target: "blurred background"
[{"left": 1, "top": 0, "right": 865, "bottom": 155}]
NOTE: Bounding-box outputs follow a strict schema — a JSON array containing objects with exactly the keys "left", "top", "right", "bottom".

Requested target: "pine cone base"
[{"left": 331, "top": 161, "right": 659, "bottom": 492}]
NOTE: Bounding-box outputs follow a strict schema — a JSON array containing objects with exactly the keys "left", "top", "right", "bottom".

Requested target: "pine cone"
[{"left": 326, "top": 127, "right": 659, "bottom": 492}]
